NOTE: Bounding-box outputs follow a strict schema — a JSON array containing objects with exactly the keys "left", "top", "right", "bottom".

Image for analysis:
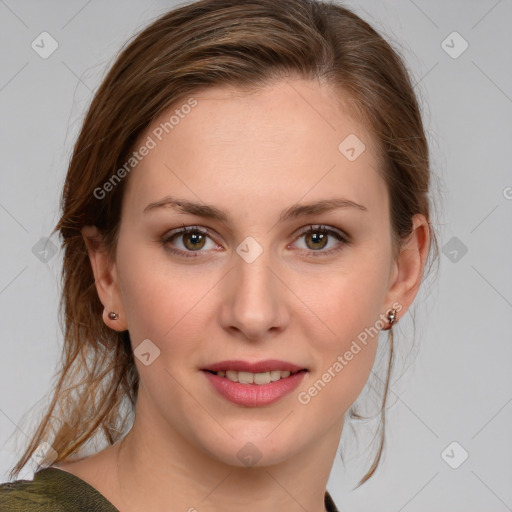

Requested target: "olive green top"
[{"left": 0, "top": 467, "right": 339, "bottom": 511}]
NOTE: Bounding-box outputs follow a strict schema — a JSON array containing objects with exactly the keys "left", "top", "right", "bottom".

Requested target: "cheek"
[
  {"left": 297, "top": 287, "right": 383, "bottom": 418},
  {"left": 296, "top": 246, "right": 391, "bottom": 338},
  {"left": 116, "top": 240, "right": 219, "bottom": 352},
  {"left": 295, "top": 250, "right": 390, "bottom": 408},
  {"left": 115, "top": 238, "right": 171, "bottom": 337}
]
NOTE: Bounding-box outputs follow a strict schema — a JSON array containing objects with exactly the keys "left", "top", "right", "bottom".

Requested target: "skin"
[{"left": 55, "top": 78, "right": 429, "bottom": 512}]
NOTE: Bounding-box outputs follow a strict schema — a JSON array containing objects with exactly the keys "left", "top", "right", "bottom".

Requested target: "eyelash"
[{"left": 161, "top": 224, "right": 349, "bottom": 259}]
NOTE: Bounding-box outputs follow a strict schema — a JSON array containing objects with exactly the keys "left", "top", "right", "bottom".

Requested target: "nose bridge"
[{"left": 221, "top": 243, "right": 287, "bottom": 338}]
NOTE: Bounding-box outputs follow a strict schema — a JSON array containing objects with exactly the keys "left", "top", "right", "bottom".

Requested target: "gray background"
[{"left": 1, "top": 1, "right": 511, "bottom": 510}]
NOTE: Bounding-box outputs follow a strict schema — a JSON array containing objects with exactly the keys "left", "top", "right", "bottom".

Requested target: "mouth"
[
  {"left": 201, "top": 359, "right": 309, "bottom": 385},
  {"left": 202, "top": 368, "right": 307, "bottom": 385},
  {"left": 201, "top": 362, "right": 309, "bottom": 407}
]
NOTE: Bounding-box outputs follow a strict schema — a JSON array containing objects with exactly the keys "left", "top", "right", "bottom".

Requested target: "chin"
[{"left": 194, "top": 428, "right": 304, "bottom": 469}]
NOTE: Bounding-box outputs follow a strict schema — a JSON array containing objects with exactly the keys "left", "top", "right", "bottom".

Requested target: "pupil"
[
  {"left": 185, "top": 232, "right": 204, "bottom": 249},
  {"left": 308, "top": 232, "right": 326, "bottom": 249}
]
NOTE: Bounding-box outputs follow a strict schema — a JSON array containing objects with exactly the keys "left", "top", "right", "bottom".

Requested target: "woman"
[{"left": 0, "top": 0, "right": 437, "bottom": 510}]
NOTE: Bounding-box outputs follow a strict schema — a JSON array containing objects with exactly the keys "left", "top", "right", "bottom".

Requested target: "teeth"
[
  {"left": 226, "top": 370, "right": 238, "bottom": 382},
  {"left": 270, "top": 370, "right": 282, "bottom": 382},
  {"left": 217, "top": 369, "right": 294, "bottom": 384}
]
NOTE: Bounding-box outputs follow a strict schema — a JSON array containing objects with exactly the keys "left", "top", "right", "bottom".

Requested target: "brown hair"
[{"left": 9, "top": 0, "right": 438, "bottom": 488}]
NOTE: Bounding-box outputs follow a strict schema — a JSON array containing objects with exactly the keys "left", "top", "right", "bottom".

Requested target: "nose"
[{"left": 219, "top": 248, "right": 290, "bottom": 341}]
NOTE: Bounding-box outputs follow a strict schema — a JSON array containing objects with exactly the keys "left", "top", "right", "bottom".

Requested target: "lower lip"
[{"left": 202, "top": 370, "right": 307, "bottom": 407}]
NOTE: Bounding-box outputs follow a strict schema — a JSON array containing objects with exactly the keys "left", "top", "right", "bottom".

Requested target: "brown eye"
[
  {"left": 182, "top": 230, "right": 206, "bottom": 250},
  {"left": 293, "top": 225, "right": 349, "bottom": 257},
  {"left": 162, "top": 226, "right": 218, "bottom": 258},
  {"left": 304, "top": 230, "right": 329, "bottom": 250}
]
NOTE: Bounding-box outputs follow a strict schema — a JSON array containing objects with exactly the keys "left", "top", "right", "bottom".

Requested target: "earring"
[
  {"left": 384, "top": 308, "right": 397, "bottom": 330},
  {"left": 108, "top": 311, "right": 119, "bottom": 320}
]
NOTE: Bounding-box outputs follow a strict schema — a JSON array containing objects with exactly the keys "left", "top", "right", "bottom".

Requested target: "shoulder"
[
  {"left": 0, "top": 466, "right": 119, "bottom": 512},
  {"left": 0, "top": 469, "right": 69, "bottom": 511}
]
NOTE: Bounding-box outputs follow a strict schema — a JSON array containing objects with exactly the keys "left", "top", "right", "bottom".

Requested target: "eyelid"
[{"left": 292, "top": 224, "right": 348, "bottom": 242}]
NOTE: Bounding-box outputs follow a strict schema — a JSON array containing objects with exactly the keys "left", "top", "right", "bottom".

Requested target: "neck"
[{"left": 113, "top": 390, "right": 343, "bottom": 512}]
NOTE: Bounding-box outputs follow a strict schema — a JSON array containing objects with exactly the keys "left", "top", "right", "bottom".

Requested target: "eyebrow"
[{"left": 143, "top": 195, "right": 367, "bottom": 222}]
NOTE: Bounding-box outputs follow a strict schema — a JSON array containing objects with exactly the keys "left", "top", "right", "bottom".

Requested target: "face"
[{"left": 86, "top": 78, "right": 424, "bottom": 469}]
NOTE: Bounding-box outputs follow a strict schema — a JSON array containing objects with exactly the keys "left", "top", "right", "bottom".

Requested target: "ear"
[
  {"left": 384, "top": 214, "right": 430, "bottom": 321},
  {"left": 81, "top": 225, "right": 128, "bottom": 331}
]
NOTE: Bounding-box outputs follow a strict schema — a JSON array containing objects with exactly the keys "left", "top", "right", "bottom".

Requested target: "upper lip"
[{"left": 202, "top": 359, "right": 307, "bottom": 374}]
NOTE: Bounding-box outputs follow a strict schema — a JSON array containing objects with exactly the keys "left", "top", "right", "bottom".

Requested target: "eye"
[
  {"left": 161, "top": 225, "right": 219, "bottom": 258},
  {"left": 291, "top": 225, "right": 349, "bottom": 257},
  {"left": 161, "top": 224, "right": 349, "bottom": 259}
]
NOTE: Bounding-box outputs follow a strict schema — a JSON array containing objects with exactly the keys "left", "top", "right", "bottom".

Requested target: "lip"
[
  {"left": 201, "top": 359, "right": 307, "bottom": 373},
  {"left": 202, "top": 369, "right": 307, "bottom": 407}
]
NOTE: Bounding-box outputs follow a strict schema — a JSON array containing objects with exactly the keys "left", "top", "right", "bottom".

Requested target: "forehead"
[{"left": 123, "top": 78, "right": 386, "bottom": 220}]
